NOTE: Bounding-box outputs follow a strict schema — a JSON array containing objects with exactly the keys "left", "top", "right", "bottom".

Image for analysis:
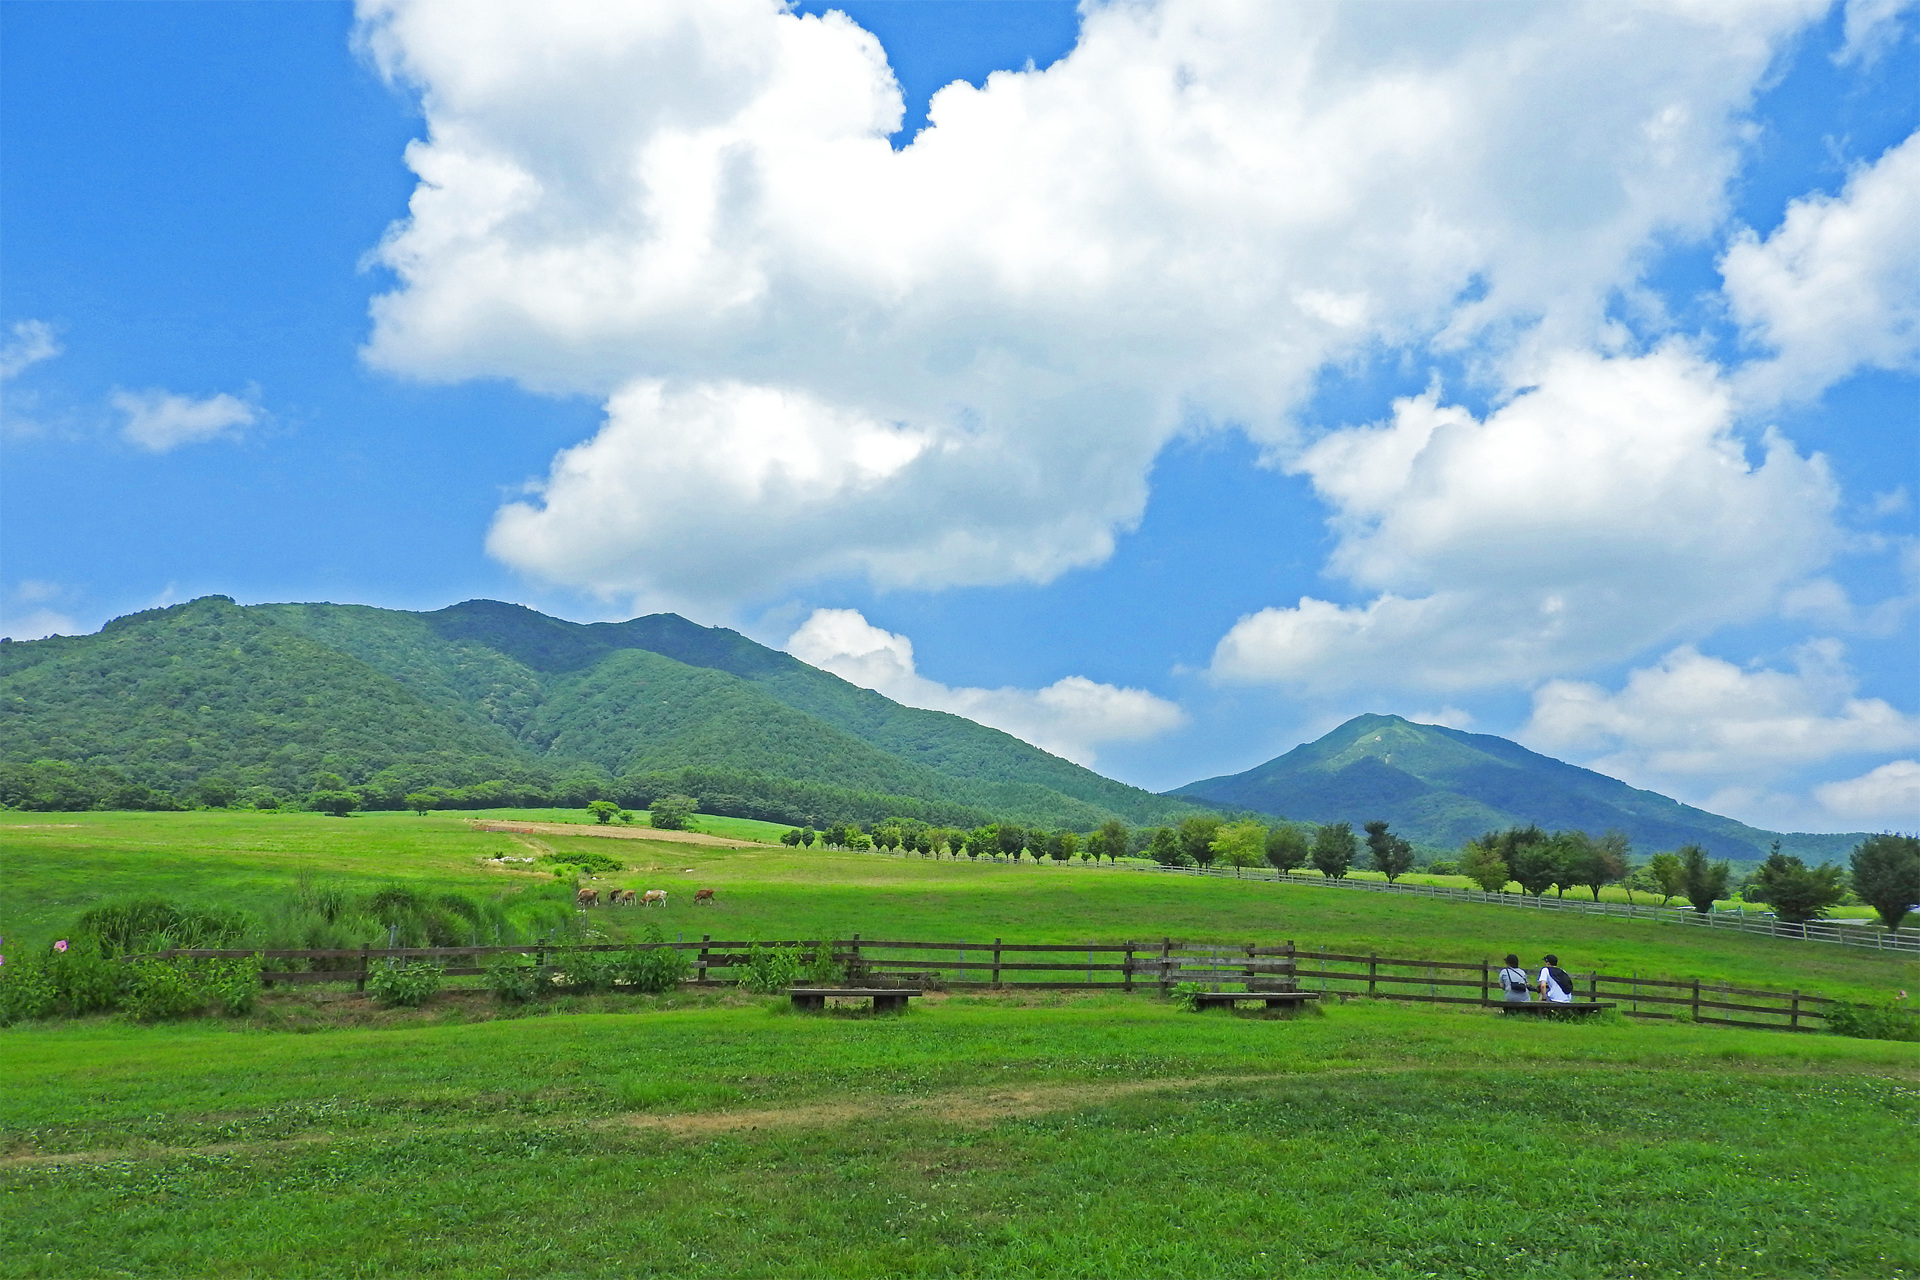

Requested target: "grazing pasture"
[{"left": 2, "top": 811, "right": 1915, "bottom": 1277}]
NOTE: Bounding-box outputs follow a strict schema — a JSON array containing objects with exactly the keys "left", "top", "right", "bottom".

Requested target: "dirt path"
[{"left": 469, "top": 820, "right": 764, "bottom": 849}]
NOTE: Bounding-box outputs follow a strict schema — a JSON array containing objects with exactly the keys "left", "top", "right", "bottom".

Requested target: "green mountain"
[
  {"left": 1171, "top": 713, "right": 1867, "bottom": 865},
  {"left": 0, "top": 595, "right": 1195, "bottom": 829}
]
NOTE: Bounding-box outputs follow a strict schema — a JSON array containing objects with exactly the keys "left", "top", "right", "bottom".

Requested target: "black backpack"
[{"left": 1544, "top": 966, "right": 1573, "bottom": 996}]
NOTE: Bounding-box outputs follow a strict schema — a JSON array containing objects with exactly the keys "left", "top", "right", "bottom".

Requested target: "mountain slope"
[
  {"left": 4, "top": 596, "right": 1193, "bottom": 828},
  {"left": 1172, "top": 713, "right": 1866, "bottom": 864}
]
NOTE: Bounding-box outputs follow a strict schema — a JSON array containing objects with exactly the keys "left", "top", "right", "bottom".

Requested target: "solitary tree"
[
  {"left": 1089, "top": 819, "right": 1130, "bottom": 865},
  {"left": 1575, "top": 830, "right": 1632, "bottom": 901},
  {"left": 1148, "top": 826, "right": 1186, "bottom": 867},
  {"left": 404, "top": 792, "right": 437, "bottom": 816},
  {"left": 588, "top": 800, "right": 619, "bottom": 825},
  {"left": 1678, "top": 844, "right": 1730, "bottom": 914},
  {"left": 1645, "top": 852, "right": 1685, "bottom": 906},
  {"left": 1264, "top": 824, "right": 1309, "bottom": 874},
  {"left": 1179, "top": 815, "right": 1224, "bottom": 869},
  {"left": 1311, "top": 822, "right": 1356, "bottom": 880},
  {"left": 1459, "top": 835, "right": 1511, "bottom": 893},
  {"left": 1501, "top": 827, "right": 1558, "bottom": 896},
  {"left": 309, "top": 789, "right": 359, "bottom": 818},
  {"left": 780, "top": 828, "right": 804, "bottom": 846},
  {"left": 1211, "top": 820, "right": 1267, "bottom": 876},
  {"left": 1850, "top": 833, "right": 1920, "bottom": 932},
  {"left": 965, "top": 825, "right": 996, "bottom": 860},
  {"left": 1363, "top": 820, "right": 1416, "bottom": 884},
  {"left": 1054, "top": 830, "right": 1079, "bottom": 862},
  {"left": 997, "top": 822, "right": 1028, "bottom": 862},
  {"left": 649, "top": 794, "right": 698, "bottom": 831},
  {"left": 799, "top": 827, "right": 817, "bottom": 848},
  {"left": 1753, "top": 844, "right": 1848, "bottom": 926}
]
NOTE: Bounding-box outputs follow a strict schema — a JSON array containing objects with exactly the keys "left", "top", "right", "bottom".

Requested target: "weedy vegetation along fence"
[{"left": 124, "top": 936, "right": 1869, "bottom": 1034}]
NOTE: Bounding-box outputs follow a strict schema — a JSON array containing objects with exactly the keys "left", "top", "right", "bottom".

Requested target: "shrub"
[
  {"left": 73, "top": 898, "right": 253, "bottom": 957},
  {"left": 485, "top": 953, "right": 543, "bottom": 1003},
  {"left": 1171, "top": 981, "right": 1206, "bottom": 1012},
  {"left": 122, "top": 958, "right": 204, "bottom": 1022},
  {"left": 554, "top": 948, "right": 617, "bottom": 993},
  {"left": 1427, "top": 859, "right": 1460, "bottom": 876},
  {"left": 1825, "top": 1001, "right": 1920, "bottom": 1042},
  {"left": 736, "top": 944, "right": 806, "bottom": 994},
  {"left": 204, "top": 956, "right": 263, "bottom": 1015},
  {"left": 537, "top": 851, "right": 623, "bottom": 876},
  {"left": 49, "top": 943, "right": 123, "bottom": 1015},
  {"left": 649, "top": 794, "right": 698, "bottom": 830},
  {"left": 617, "top": 944, "right": 692, "bottom": 994},
  {"left": 366, "top": 960, "right": 443, "bottom": 1007},
  {"left": 0, "top": 952, "right": 60, "bottom": 1025}
]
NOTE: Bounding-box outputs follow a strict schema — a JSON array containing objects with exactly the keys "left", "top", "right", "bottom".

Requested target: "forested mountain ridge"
[
  {"left": 1172, "top": 713, "right": 1867, "bottom": 865},
  {"left": 2, "top": 595, "right": 1195, "bottom": 828}
]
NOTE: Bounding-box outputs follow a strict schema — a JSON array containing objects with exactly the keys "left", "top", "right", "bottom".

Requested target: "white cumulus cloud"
[
  {"left": 1521, "top": 641, "right": 1920, "bottom": 826},
  {"left": 0, "top": 320, "right": 61, "bottom": 381},
  {"left": 785, "top": 607, "right": 1184, "bottom": 766},
  {"left": 1210, "top": 347, "right": 1840, "bottom": 692},
  {"left": 1722, "top": 128, "right": 1920, "bottom": 405},
  {"left": 112, "top": 387, "right": 261, "bottom": 452},
  {"left": 1815, "top": 760, "right": 1920, "bottom": 827},
  {"left": 354, "top": 0, "right": 1823, "bottom": 609}
]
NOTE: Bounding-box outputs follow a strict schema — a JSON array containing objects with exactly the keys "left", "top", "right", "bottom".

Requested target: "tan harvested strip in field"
[{"left": 468, "top": 820, "right": 763, "bottom": 849}]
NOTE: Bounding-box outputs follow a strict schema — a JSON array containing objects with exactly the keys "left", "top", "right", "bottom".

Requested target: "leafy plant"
[
  {"left": 204, "top": 955, "right": 263, "bottom": 1015},
  {"left": 366, "top": 960, "right": 443, "bottom": 1007},
  {"left": 0, "top": 952, "right": 60, "bottom": 1025},
  {"left": 485, "top": 953, "right": 543, "bottom": 1003},
  {"left": 122, "top": 958, "right": 204, "bottom": 1021},
  {"left": 1171, "top": 981, "right": 1206, "bottom": 1012},
  {"left": 1825, "top": 1000, "right": 1920, "bottom": 1042},
  {"left": 736, "top": 944, "right": 806, "bottom": 994},
  {"left": 554, "top": 948, "right": 617, "bottom": 993},
  {"left": 48, "top": 943, "right": 124, "bottom": 1015},
  {"left": 616, "top": 944, "right": 692, "bottom": 994}
]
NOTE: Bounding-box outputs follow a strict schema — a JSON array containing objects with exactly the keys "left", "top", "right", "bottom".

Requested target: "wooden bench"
[
  {"left": 1191, "top": 990, "right": 1319, "bottom": 1011},
  {"left": 1498, "top": 1001, "right": 1615, "bottom": 1018},
  {"left": 788, "top": 987, "right": 923, "bottom": 1013}
]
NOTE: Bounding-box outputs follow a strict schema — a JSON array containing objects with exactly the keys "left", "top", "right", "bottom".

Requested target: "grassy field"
[
  {"left": 1, "top": 811, "right": 1911, "bottom": 1000},
  {"left": 3, "top": 994, "right": 1915, "bottom": 1277},
  {"left": 3, "top": 811, "right": 1915, "bottom": 1277}
]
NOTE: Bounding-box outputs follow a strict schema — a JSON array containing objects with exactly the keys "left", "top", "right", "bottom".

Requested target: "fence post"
[
  {"left": 1791, "top": 990, "right": 1800, "bottom": 1029},
  {"left": 1124, "top": 941, "right": 1135, "bottom": 994},
  {"left": 1159, "top": 936, "right": 1171, "bottom": 997},
  {"left": 1481, "top": 959, "right": 1489, "bottom": 1004},
  {"left": 1692, "top": 979, "right": 1701, "bottom": 1021},
  {"left": 992, "top": 938, "right": 1003, "bottom": 989},
  {"left": 357, "top": 943, "right": 369, "bottom": 993},
  {"left": 1245, "top": 942, "right": 1255, "bottom": 988},
  {"left": 698, "top": 934, "right": 710, "bottom": 985},
  {"left": 1588, "top": 972, "right": 1598, "bottom": 1002},
  {"left": 1368, "top": 953, "right": 1378, "bottom": 997}
]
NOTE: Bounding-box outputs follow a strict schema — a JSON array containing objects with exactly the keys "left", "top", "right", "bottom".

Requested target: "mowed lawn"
[
  {"left": 2, "top": 996, "right": 1915, "bottom": 1278},
  {"left": 3, "top": 811, "right": 1910, "bottom": 1001}
]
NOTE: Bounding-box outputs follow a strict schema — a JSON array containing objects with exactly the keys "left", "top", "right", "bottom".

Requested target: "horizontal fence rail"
[{"left": 117, "top": 936, "right": 1900, "bottom": 1035}]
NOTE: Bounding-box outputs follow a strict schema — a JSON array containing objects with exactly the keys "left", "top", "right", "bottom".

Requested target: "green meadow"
[{"left": 3, "top": 811, "right": 1916, "bottom": 1277}]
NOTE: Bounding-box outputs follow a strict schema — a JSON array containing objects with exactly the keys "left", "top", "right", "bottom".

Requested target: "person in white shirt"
[
  {"left": 1497, "top": 952, "right": 1531, "bottom": 1002},
  {"left": 1537, "top": 954, "right": 1574, "bottom": 1003}
]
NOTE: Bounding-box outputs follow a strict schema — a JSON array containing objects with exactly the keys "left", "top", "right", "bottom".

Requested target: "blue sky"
[{"left": 3, "top": 1, "right": 1915, "bottom": 832}]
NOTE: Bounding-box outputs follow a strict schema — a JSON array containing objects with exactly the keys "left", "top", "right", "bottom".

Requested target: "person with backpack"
[
  {"left": 1537, "top": 954, "right": 1574, "bottom": 1003},
  {"left": 1497, "top": 953, "right": 1531, "bottom": 1002}
]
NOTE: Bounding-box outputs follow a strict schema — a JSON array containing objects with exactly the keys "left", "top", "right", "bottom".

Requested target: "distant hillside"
[
  {"left": 1170, "top": 713, "right": 1867, "bottom": 865},
  {"left": 1, "top": 595, "right": 1196, "bottom": 829}
]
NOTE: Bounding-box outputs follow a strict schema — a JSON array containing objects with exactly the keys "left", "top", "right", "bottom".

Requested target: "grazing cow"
[
  {"left": 643, "top": 889, "right": 668, "bottom": 907},
  {"left": 616, "top": 889, "right": 638, "bottom": 907},
  {"left": 693, "top": 888, "right": 716, "bottom": 905},
  {"left": 576, "top": 887, "right": 600, "bottom": 909}
]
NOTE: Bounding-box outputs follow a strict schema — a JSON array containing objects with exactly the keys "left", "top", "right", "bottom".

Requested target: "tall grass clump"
[{"left": 262, "top": 879, "right": 580, "bottom": 963}]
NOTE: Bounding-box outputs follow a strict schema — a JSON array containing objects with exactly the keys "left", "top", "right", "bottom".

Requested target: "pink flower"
[{"left": 53, "top": 939, "right": 68, "bottom": 953}]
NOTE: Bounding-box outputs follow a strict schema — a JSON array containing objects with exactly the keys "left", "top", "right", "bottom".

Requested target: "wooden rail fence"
[{"left": 122, "top": 936, "right": 1869, "bottom": 1033}]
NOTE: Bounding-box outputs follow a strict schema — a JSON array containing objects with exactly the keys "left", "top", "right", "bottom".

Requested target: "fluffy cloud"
[
  {"left": 1520, "top": 641, "right": 1920, "bottom": 826},
  {"left": 0, "top": 320, "right": 61, "bottom": 381},
  {"left": 785, "top": 608, "right": 1184, "bottom": 766},
  {"left": 1210, "top": 347, "right": 1839, "bottom": 691},
  {"left": 112, "top": 388, "right": 260, "bottom": 452},
  {"left": 356, "top": 0, "right": 1823, "bottom": 608},
  {"left": 1814, "top": 760, "right": 1920, "bottom": 827},
  {"left": 1722, "top": 128, "right": 1920, "bottom": 404}
]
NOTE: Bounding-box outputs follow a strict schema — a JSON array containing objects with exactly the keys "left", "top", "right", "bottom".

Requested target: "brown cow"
[
  {"left": 616, "top": 889, "right": 638, "bottom": 906},
  {"left": 693, "top": 888, "right": 715, "bottom": 905},
  {"left": 575, "top": 887, "right": 600, "bottom": 908},
  {"left": 642, "top": 889, "right": 668, "bottom": 907}
]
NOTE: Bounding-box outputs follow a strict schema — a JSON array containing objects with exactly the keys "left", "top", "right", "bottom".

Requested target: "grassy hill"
[
  {"left": 1, "top": 595, "right": 1195, "bottom": 829},
  {"left": 1171, "top": 713, "right": 1867, "bottom": 864}
]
